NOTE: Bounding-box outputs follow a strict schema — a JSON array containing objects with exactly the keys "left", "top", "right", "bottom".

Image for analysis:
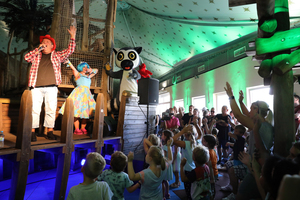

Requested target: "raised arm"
[
  {"left": 87, "top": 68, "right": 98, "bottom": 79},
  {"left": 127, "top": 152, "right": 141, "bottom": 181},
  {"left": 239, "top": 90, "right": 250, "bottom": 117},
  {"left": 172, "top": 125, "right": 192, "bottom": 149},
  {"left": 143, "top": 138, "right": 153, "bottom": 154},
  {"left": 224, "top": 82, "right": 254, "bottom": 129},
  {"left": 57, "top": 26, "right": 76, "bottom": 63},
  {"left": 65, "top": 59, "right": 79, "bottom": 77},
  {"left": 195, "top": 123, "right": 204, "bottom": 141},
  {"left": 166, "top": 138, "right": 173, "bottom": 162}
]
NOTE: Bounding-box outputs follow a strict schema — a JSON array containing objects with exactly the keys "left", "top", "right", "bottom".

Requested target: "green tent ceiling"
[
  {"left": 1, "top": 0, "right": 300, "bottom": 80},
  {"left": 113, "top": 0, "right": 300, "bottom": 79}
]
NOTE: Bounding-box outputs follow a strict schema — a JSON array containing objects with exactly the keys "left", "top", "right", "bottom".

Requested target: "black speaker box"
[{"left": 138, "top": 78, "right": 159, "bottom": 105}]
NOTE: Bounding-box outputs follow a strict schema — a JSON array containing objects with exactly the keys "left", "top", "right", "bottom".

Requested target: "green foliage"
[{"left": 0, "top": 0, "right": 54, "bottom": 43}]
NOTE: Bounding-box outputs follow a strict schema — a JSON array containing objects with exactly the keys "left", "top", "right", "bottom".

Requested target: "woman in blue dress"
[{"left": 59, "top": 60, "right": 98, "bottom": 135}]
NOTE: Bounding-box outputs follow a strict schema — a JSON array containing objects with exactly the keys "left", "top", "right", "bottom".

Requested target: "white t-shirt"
[{"left": 67, "top": 181, "right": 113, "bottom": 200}]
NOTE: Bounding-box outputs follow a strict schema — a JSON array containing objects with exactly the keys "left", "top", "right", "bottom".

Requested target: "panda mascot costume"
[{"left": 105, "top": 47, "right": 142, "bottom": 112}]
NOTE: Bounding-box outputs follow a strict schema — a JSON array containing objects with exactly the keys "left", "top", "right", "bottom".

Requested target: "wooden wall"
[
  {"left": 0, "top": 99, "right": 20, "bottom": 134},
  {"left": 117, "top": 95, "right": 157, "bottom": 161}
]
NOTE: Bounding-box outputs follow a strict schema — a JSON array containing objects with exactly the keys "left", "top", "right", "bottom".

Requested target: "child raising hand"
[{"left": 127, "top": 138, "right": 173, "bottom": 200}]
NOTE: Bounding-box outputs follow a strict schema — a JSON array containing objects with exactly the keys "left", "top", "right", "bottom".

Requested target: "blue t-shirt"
[
  {"left": 182, "top": 140, "right": 196, "bottom": 171},
  {"left": 138, "top": 162, "right": 170, "bottom": 200},
  {"left": 98, "top": 170, "right": 133, "bottom": 200}
]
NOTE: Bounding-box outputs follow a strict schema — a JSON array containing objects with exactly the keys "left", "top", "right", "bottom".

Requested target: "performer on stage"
[
  {"left": 59, "top": 61, "right": 98, "bottom": 135},
  {"left": 24, "top": 26, "right": 76, "bottom": 141}
]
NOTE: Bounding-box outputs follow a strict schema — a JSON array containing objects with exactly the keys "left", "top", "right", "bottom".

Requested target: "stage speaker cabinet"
[{"left": 138, "top": 78, "right": 159, "bottom": 105}]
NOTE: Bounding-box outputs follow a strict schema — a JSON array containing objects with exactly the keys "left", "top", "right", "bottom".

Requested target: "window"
[
  {"left": 214, "top": 92, "right": 231, "bottom": 113},
  {"left": 174, "top": 99, "right": 184, "bottom": 110},
  {"left": 192, "top": 96, "right": 206, "bottom": 111},
  {"left": 247, "top": 86, "right": 274, "bottom": 111},
  {"left": 157, "top": 92, "right": 170, "bottom": 115}
]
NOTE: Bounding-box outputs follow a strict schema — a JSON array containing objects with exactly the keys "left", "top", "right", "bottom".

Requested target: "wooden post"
[
  {"left": 81, "top": 0, "right": 89, "bottom": 51},
  {"left": 49, "top": 0, "right": 62, "bottom": 41},
  {"left": 9, "top": 90, "right": 32, "bottom": 200},
  {"left": 117, "top": 94, "right": 127, "bottom": 138},
  {"left": 53, "top": 98, "right": 74, "bottom": 200},
  {"left": 102, "top": 0, "right": 117, "bottom": 117},
  {"left": 93, "top": 93, "right": 105, "bottom": 153}
]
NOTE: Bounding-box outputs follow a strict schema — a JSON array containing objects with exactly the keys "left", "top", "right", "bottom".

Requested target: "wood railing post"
[
  {"left": 54, "top": 98, "right": 74, "bottom": 200},
  {"left": 93, "top": 93, "right": 105, "bottom": 153},
  {"left": 9, "top": 90, "right": 32, "bottom": 200}
]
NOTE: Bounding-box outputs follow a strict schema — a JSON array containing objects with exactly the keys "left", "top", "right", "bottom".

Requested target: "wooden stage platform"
[{"left": 0, "top": 131, "right": 121, "bottom": 155}]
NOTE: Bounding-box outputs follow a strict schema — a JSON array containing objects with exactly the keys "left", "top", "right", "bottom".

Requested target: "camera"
[{"left": 162, "top": 112, "right": 170, "bottom": 121}]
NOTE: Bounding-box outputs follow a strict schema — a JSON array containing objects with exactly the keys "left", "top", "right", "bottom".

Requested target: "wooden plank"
[
  {"left": 72, "top": 14, "right": 106, "bottom": 23},
  {"left": 103, "top": 136, "right": 121, "bottom": 141},
  {"left": 31, "top": 143, "right": 65, "bottom": 151},
  {"left": 123, "top": 128, "right": 148, "bottom": 134},
  {"left": 0, "top": 98, "right": 21, "bottom": 104},
  {"left": 229, "top": 0, "right": 256, "bottom": 7},
  {"left": 123, "top": 133, "right": 147, "bottom": 140},
  {"left": 92, "top": 93, "right": 105, "bottom": 153},
  {"left": 0, "top": 148, "right": 20, "bottom": 156},
  {"left": 81, "top": 0, "right": 89, "bottom": 51},
  {"left": 116, "top": 95, "right": 127, "bottom": 137},
  {"left": 124, "top": 110, "right": 156, "bottom": 116},
  {"left": 123, "top": 119, "right": 147, "bottom": 125},
  {"left": 9, "top": 90, "right": 32, "bottom": 200},
  {"left": 54, "top": 98, "right": 74, "bottom": 200},
  {"left": 123, "top": 124, "right": 150, "bottom": 130},
  {"left": 123, "top": 137, "right": 145, "bottom": 144}
]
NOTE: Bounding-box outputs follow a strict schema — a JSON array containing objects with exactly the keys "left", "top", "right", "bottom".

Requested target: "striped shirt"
[{"left": 24, "top": 39, "right": 76, "bottom": 88}]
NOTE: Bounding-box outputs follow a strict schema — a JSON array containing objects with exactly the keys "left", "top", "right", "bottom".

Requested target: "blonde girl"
[
  {"left": 143, "top": 134, "right": 160, "bottom": 154},
  {"left": 127, "top": 138, "right": 173, "bottom": 200}
]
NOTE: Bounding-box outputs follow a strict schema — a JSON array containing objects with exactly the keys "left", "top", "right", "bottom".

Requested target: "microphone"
[{"left": 38, "top": 45, "right": 47, "bottom": 51}]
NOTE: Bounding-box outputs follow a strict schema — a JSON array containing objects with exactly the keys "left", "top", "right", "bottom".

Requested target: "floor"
[{"left": 0, "top": 166, "right": 230, "bottom": 200}]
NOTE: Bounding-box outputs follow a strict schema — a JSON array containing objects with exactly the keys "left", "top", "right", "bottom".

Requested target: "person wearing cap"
[{"left": 24, "top": 26, "right": 76, "bottom": 141}]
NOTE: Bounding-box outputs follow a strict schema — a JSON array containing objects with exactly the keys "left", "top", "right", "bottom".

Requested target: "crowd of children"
[{"left": 65, "top": 79, "right": 300, "bottom": 200}]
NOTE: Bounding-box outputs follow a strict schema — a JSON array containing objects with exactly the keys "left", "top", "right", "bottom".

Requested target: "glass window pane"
[
  {"left": 248, "top": 86, "right": 273, "bottom": 111},
  {"left": 192, "top": 96, "right": 206, "bottom": 110},
  {"left": 175, "top": 99, "right": 184, "bottom": 109},
  {"left": 215, "top": 92, "right": 230, "bottom": 113}
]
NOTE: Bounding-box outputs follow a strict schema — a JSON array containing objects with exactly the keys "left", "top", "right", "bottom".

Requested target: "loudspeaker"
[{"left": 138, "top": 78, "right": 159, "bottom": 105}]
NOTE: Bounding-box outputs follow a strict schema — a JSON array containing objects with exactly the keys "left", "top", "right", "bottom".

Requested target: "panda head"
[{"left": 113, "top": 47, "right": 142, "bottom": 71}]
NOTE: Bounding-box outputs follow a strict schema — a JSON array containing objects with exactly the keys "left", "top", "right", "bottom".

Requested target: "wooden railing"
[{"left": 0, "top": 91, "right": 120, "bottom": 200}]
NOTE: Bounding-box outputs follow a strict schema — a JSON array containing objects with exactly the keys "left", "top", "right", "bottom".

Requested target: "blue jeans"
[{"left": 31, "top": 86, "right": 58, "bottom": 129}]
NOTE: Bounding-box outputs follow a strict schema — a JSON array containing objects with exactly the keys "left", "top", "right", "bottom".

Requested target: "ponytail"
[
  {"left": 148, "top": 146, "right": 166, "bottom": 171},
  {"left": 160, "top": 156, "right": 166, "bottom": 170},
  {"left": 265, "top": 109, "right": 273, "bottom": 125}
]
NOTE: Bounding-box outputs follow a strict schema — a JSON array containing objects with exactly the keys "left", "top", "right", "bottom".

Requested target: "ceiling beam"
[{"left": 229, "top": 0, "right": 256, "bottom": 7}]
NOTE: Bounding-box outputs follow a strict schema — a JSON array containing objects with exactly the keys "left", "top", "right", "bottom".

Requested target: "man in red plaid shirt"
[{"left": 24, "top": 26, "right": 76, "bottom": 142}]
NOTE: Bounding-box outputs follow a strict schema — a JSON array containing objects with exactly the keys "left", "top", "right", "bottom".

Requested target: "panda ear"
[
  {"left": 134, "top": 47, "right": 142, "bottom": 54},
  {"left": 113, "top": 48, "right": 119, "bottom": 54}
]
